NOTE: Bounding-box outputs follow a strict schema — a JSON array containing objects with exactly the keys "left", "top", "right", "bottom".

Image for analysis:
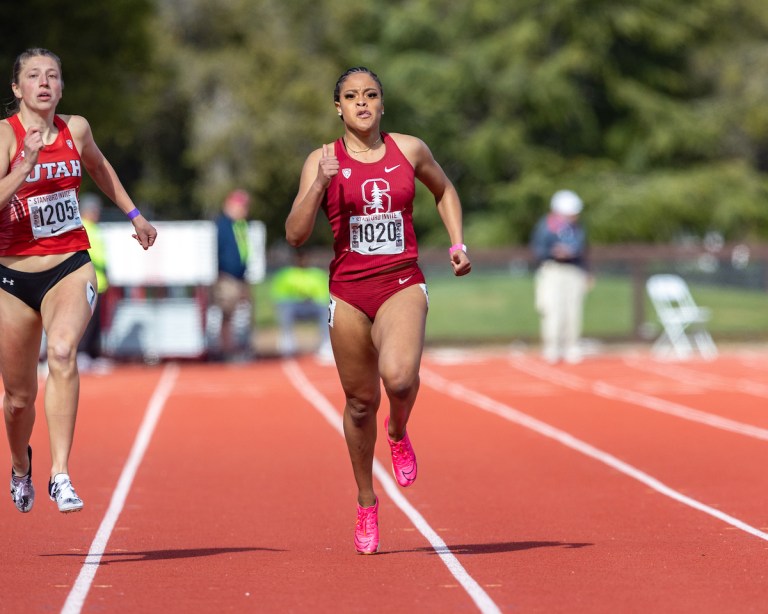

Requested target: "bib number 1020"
[{"left": 349, "top": 212, "right": 405, "bottom": 255}]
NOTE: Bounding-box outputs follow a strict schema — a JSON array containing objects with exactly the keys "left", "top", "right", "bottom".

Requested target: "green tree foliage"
[
  {"left": 146, "top": 0, "right": 341, "bottom": 233},
  {"left": 356, "top": 0, "right": 768, "bottom": 245},
  {"left": 145, "top": 0, "right": 768, "bottom": 245},
  {"left": 0, "top": 0, "right": 156, "bottom": 210},
  {"left": 4, "top": 0, "right": 767, "bottom": 245}
]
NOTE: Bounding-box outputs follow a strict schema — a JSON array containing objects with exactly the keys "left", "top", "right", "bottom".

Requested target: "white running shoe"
[
  {"left": 48, "top": 473, "right": 84, "bottom": 513},
  {"left": 10, "top": 446, "right": 34, "bottom": 513}
]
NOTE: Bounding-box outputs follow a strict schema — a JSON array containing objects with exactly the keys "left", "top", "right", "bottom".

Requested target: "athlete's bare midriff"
[{"left": 0, "top": 252, "right": 76, "bottom": 272}]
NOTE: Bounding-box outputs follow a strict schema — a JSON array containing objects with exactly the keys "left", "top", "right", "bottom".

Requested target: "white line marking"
[
  {"left": 509, "top": 355, "right": 768, "bottom": 441},
  {"left": 283, "top": 360, "right": 501, "bottom": 614},
  {"left": 623, "top": 357, "right": 768, "bottom": 399},
  {"left": 61, "top": 363, "right": 180, "bottom": 614},
  {"left": 421, "top": 367, "right": 768, "bottom": 542}
]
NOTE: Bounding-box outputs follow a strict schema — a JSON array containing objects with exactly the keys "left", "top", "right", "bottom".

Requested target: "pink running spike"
[
  {"left": 384, "top": 416, "right": 417, "bottom": 487},
  {"left": 354, "top": 498, "right": 379, "bottom": 554}
]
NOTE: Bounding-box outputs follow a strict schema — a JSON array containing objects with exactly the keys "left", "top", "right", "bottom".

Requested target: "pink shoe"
[
  {"left": 384, "top": 416, "right": 417, "bottom": 487},
  {"left": 354, "top": 498, "right": 379, "bottom": 554}
]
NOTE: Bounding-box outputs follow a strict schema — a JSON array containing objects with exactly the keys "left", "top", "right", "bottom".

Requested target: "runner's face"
[
  {"left": 335, "top": 73, "right": 383, "bottom": 129},
  {"left": 13, "top": 56, "right": 63, "bottom": 112}
]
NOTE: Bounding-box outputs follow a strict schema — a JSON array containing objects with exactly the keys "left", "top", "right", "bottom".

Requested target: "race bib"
[
  {"left": 28, "top": 189, "right": 83, "bottom": 239},
  {"left": 349, "top": 212, "right": 405, "bottom": 255}
]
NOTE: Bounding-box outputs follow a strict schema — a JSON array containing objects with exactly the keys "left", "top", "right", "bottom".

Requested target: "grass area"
[
  {"left": 254, "top": 269, "right": 768, "bottom": 345},
  {"left": 422, "top": 270, "right": 635, "bottom": 343},
  {"left": 690, "top": 285, "right": 768, "bottom": 335}
]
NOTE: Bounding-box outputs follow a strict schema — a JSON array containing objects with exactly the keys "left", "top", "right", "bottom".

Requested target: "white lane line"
[
  {"left": 61, "top": 363, "right": 180, "bottom": 614},
  {"left": 509, "top": 355, "right": 768, "bottom": 441},
  {"left": 421, "top": 366, "right": 768, "bottom": 542},
  {"left": 623, "top": 357, "right": 768, "bottom": 399},
  {"left": 283, "top": 360, "right": 501, "bottom": 614}
]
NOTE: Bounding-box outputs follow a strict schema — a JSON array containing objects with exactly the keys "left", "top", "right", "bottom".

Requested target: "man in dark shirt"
[
  {"left": 530, "top": 190, "right": 592, "bottom": 364},
  {"left": 211, "top": 189, "right": 253, "bottom": 360}
]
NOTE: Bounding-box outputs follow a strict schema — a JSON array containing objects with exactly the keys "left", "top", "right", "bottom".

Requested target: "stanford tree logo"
[{"left": 362, "top": 178, "right": 391, "bottom": 215}]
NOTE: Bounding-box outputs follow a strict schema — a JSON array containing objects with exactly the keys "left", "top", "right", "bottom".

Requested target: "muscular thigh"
[
  {"left": 41, "top": 261, "right": 97, "bottom": 345},
  {"left": 0, "top": 293, "right": 43, "bottom": 390},
  {"left": 372, "top": 284, "right": 428, "bottom": 380},
  {"left": 329, "top": 296, "right": 380, "bottom": 402},
  {"left": 330, "top": 281, "right": 428, "bottom": 398}
]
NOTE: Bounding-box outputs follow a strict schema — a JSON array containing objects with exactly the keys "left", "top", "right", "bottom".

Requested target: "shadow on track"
[
  {"left": 42, "top": 546, "right": 283, "bottom": 564},
  {"left": 383, "top": 540, "right": 593, "bottom": 556}
]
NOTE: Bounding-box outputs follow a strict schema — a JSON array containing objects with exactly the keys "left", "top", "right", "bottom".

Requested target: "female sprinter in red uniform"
[
  {"left": 0, "top": 49, "right": 157, "bottom": 513},
  {"left": 286, "top": 67, "right": 471, "bottom": 554}
]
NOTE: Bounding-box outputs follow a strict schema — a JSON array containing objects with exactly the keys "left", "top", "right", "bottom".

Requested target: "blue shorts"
[
  {"left": 0, "top": 251, "right": 92, "bottom": 312},
  {"left": 329, "top": 263, "right": 427, "bottom": 320}
]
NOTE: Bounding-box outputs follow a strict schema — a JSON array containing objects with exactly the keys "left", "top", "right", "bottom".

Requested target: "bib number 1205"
[{"left": 28, "top": 188, "right": 83, "bottom": 239}]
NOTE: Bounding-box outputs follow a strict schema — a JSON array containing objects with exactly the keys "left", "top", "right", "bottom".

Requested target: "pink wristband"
[
  {"left": 449, "top": 243, "right": 467, "bottom": 255},
  {"left": 127, "top": 208, "right": 141, "bottom": 220}
]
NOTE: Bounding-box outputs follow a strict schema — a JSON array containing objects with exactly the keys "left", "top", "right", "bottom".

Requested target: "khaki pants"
[
  {"left": 211, "top": 274, "right": 252, "bottom": 357},
  {"left": 534, "top": 261, "right": 588, "bottom": 363}
]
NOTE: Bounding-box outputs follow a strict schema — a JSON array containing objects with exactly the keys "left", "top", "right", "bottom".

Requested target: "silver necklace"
[{"left": 344, "top": 135, "right": 381, "bottom": 154}]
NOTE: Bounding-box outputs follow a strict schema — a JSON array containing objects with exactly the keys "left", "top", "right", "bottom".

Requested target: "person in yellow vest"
[
  {"left": 270, "top": 249, "right": 331, "bottom": 359},
  {"left": 76, "top": 193, "right": 111, "bottom": 372}
]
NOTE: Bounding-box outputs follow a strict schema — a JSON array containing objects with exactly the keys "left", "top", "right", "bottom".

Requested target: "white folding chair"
[{"left": 646, "top": 274, "right": 718, "bottom": 360}]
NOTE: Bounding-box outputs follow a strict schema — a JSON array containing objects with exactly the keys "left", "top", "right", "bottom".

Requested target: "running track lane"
[
  {"left": 10, "top": 360, "right": 500, "bottom": 613},
  {"left": 0, "top": 365, "right": 171, "bottom": 612},
  {"left": 2, "top": 349, "right": 768, "bottom": 612},
  {"left": 417, "top": 349, "right": 768, "bottom": 612},
  {"left": 282, "top": 351, "right": 768, "bottom": 613}
]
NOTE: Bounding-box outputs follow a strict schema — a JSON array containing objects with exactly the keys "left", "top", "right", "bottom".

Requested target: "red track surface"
[{"left": 2, "top": 347, "right": 768, "bottom": 613}]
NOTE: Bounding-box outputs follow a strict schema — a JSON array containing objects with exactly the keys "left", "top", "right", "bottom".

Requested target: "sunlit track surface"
[
  {"left": 622, "top": 356, "right": 768, "bottom": 399},
  {"left": 0, "top": 347, "right": 767, "bottom": 613}
]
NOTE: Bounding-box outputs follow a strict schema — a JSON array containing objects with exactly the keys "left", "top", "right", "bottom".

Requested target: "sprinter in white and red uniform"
[
  {"left": 0, "top": 49, "right": 157, "bottom": 515},
  {"left": 287, "top": 67, "right": 471, "bottom": 554}
]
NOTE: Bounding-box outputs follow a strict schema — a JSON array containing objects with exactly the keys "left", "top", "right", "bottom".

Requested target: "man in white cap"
[{"left": 529, "top": 189, "right": 592, "bottom": 363}]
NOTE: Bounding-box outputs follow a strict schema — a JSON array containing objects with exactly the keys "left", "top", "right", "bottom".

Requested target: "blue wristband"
[{"left": 127, "top": 208, "right": 141, "bottom": 220}]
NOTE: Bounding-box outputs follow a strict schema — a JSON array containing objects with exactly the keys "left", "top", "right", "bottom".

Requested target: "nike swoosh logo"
[
  {"left": 50, "top": 225, "right": 65, "bottom": 234},
  {"left": 398, "top": 276, "right": 413, "bottom": 285},
  {"left": 367, "top": 245, "right": 385, "bottom": 252},
  {"left": 384, "top": 165, "right": 400, "bottom": 173}
]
